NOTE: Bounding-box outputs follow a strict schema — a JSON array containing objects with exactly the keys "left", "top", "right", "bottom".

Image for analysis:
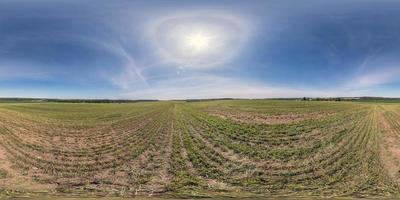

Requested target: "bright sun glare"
[
  {"left": 154, "top": 15, "right": 244, "bottom": 67},
  {"left": 186, "top": 32, "right": 211, "bottom": 51}
]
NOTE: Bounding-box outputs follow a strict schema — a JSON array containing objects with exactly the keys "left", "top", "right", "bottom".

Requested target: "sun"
[
  {"left": 152, "top": 14, "right": 246, "bottom": 68},
  {"left": 186, "top": 32, "right": 211, "bottom": 51}
]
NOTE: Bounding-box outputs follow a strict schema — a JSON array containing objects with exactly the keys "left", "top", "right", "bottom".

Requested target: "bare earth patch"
[
  {"left": 377, "top": 108, "right": 400, "bottom": 184},
  {"left": 0, "top": 143, "right": 56, "bottom": 192},
  {"left": 209, "top": 110, "right": 332, "bottom": 124}
]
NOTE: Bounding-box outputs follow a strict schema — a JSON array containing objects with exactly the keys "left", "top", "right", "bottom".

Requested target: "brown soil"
[
  {"left": 0, "top": 143, "right": 55, "bottom": 192},
  {"left": 376, "top": 107, "right": 400, "bottom": 183},
  {"left": 209, "top": 110, "right": 332, "bottom": 125}
]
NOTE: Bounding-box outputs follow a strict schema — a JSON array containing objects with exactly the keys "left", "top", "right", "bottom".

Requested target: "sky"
[{"left": 0, "top": 0, "right": 400, "bottom": 99}]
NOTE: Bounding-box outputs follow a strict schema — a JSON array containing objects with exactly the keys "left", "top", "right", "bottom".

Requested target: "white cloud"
[
  {"left": 119, "top": 75, "right": 346, "bottom": 100},
  {"left": 107, "top": 45, "right": 148, "bottom": 90},
  {"left": 88, "top": 40, "right": 149, "bottom": 90},
  {"left": 347, "top": 66, "right": 400, "bottom": 89}
]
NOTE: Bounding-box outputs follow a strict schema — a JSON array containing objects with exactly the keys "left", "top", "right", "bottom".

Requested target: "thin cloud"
[
  {"left": 120, "top": 75, "right": 341, "bottom": 100},
  {"left": 90, "top": 40, "right": 149, "bottom": 90},
  {"left": 348, "top": 67, "right": 400, "bottom": 89},
  {"left": 109, "top": 45, "right": 148, "bottom": 90},
  {"left": 0, "top": 64, "right": 51, "bottom": 80}
]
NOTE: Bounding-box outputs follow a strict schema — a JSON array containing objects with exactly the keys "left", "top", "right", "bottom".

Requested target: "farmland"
[{"left": 0, "top": 100, "right": 400, "bottom": 199}]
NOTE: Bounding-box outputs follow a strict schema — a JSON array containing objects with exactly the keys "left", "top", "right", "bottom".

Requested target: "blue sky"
[{"left": 0, "top": 0, "right": 399, "bottom": 99}]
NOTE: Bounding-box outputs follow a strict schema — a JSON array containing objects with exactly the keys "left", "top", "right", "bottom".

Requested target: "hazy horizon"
[{"left": 1, "top": 0, "right": 400, "bottom": 99}]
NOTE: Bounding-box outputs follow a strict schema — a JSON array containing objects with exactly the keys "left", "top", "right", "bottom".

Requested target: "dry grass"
[{"left": 0, "top": 100, "right": 399, "bottom": 198}]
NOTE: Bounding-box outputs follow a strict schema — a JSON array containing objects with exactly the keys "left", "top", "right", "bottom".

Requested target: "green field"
[{"left": 1, "top": 100, "right": 400, "bottom": 199}]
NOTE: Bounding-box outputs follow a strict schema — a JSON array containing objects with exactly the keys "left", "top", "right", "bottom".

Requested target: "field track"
[{"left": 0, "top": 100, "right": 400, "bottom": 198}]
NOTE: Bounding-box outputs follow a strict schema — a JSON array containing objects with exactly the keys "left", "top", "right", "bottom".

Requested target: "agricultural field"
[{"left": 0, "top": 100, "right": 400, "bottom": 199}]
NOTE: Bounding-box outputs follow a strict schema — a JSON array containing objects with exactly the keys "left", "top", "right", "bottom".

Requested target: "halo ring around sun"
[{"left": 149, "top": 13, "right": 247, "bottom": 69}]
